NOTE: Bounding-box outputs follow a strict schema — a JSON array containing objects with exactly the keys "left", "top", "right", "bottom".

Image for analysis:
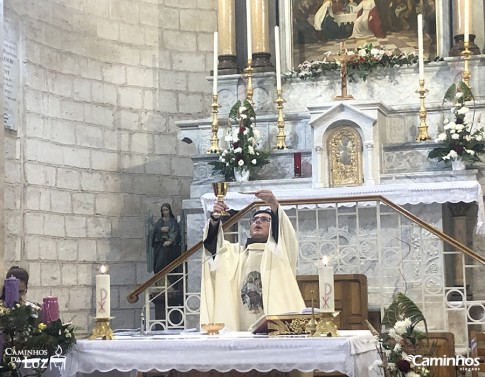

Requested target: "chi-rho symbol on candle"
[
  {"left": 96, "top": 264, "right": 111, "bottom": 318},
  {"left": 317, "top": 256, "right": 335, "bottom": 313}
]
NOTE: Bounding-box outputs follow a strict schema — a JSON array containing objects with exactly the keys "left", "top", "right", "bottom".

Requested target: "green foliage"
[
  {"left": 0, "top": 302, "right": 77, "bottom": 375},
  {"left": 210, "top": 99, "right": 270, "bottom": 180},
  {"left": 0, "top": 303, "right": 40, "bottom": 342},
  {"left": 382, "top": 292, "right": 428, "bottom": 334},
  {"left": 372, "top": 293, "right": 433, "bottom": 377},
  {"left": 442, "top": 81, "right": 474, "bottom": 106},
  {"left": 25, "top": 319, "right": 76, "bottom": 356}
]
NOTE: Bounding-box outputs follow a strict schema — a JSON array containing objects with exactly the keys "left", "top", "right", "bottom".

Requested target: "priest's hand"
[
  {"left": 254, "top": 190, "right": 279, "bottom": 213},
  {"left": 210, "top": 201, "right": 229, "bottom": 224}
]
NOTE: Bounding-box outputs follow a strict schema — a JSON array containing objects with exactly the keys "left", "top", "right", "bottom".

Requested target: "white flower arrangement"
[
  {"left": 210, "top": 99, "right": 269, "bottom": 180},
  {"left": 371, "top": 293, "right": 432, "bottom": 377},
  {"left": 429, "top": 82, "right": 485, "bottom": 165}
]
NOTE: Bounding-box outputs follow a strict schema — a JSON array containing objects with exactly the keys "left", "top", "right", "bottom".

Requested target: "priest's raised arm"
[{"left": 200, "top": 190, "right": 305, "bottom": 331}]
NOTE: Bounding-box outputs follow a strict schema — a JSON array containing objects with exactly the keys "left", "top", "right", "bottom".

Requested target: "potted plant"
[
  {"left": 428, "top": 81, "right": 485, "bottom": 170},
  {"left": 210, "top": 99, "right": 270, "bottom": 181}
]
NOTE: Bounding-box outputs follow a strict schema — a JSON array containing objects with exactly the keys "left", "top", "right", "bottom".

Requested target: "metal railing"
[{"left": 128, "top": 195, "right": 485, "bottom": 349}]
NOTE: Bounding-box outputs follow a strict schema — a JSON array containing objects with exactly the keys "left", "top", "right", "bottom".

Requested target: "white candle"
[
  {"left": 464, "top": 0, "right": 470, "bottom": 43},
  {"left": 96, "top": 264, "right": 110, "bottom": 318},
  {"left": 417, "top": 14, "right": 424, "bottom": 80},
  {"left": 274, "top": 26, "right": 282, "bottom": 91},
  {"left": 318, "top": 257, "right": 335, "bottom": 313},
  {"left": 213, "top": 31, "right": 218, "bottom": 95},
  {"left": 246, "top": 0, "right": 252, "bottom": 61}
]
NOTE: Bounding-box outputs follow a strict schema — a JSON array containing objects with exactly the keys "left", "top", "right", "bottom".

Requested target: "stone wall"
[{"left": 3, "top": 0, "right": 216, "bottom": 331}]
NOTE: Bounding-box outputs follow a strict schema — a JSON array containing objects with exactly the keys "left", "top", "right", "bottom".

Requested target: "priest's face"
[
  {"left": 19, "top": 281, "right": 27, "bottom": 304},
  {"left": 249, "top": 214, "right": 272, "bottom": 242}
]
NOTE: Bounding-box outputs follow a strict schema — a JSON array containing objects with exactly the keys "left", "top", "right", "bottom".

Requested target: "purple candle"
[
  {"left": 42, "top": 296, "right": 59, "bottom": 324},
  {"left": 4, "top": 277, "right": 19, "bottom": 308}
]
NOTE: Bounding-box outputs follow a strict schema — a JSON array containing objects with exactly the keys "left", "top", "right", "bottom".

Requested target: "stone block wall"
[{"left": 3, "top": 0, "right": 217, "bottom": 332}]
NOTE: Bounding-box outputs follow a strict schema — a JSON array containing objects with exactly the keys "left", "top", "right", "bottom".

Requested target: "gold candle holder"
[
  {"left": 90, "top": 317, "right": 114, "bottom": 340},
  {"left": 244, "top": 59, "right": 254, "bottom": 104},
  {"left": 415, "top": 79, "right": 431, "bottom": 141},
  {"left": 201, "top": 322, "right": 225, "bottom": 335},
  {"left": 207, "top": 94, "right": 221, "bottom": 153},
  {"left": 275, "top": 89, "right": 287, "bottom": 149},
  {"left": 305, "top": 290, "right": 317, "bottom": 335},
  {"left": 462, "top": 41, "right": 471, "bottom": 88}
]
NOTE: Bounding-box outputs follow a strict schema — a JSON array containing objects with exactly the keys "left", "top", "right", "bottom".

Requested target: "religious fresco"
[{"left": 291, "top": 0, "right": 437, "bottom": 67}]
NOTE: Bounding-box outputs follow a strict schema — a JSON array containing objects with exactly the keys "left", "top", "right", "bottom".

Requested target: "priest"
[{"left": 200, "top": 190, "right": 305, "bottom": 331}]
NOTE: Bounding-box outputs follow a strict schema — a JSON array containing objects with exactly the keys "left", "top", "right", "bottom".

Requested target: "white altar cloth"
[
  {"left": 201, "top": 181, "right": 485, "bottom": 234},
  {"left": 61, "top": 330, "right": 379, "bottom": 377}
]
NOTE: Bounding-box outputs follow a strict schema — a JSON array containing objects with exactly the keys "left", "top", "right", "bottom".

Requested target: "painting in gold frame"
[{"left": 289, "top": 0, "right": 438, "bottom": 68}]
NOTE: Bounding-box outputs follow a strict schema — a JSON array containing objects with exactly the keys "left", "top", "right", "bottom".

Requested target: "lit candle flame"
[
  {"left": 322, "top": 256, "right": 329, "bottom": 266},
  {"left": 100, "top": 264, "right": 109, "bottom": 274}
]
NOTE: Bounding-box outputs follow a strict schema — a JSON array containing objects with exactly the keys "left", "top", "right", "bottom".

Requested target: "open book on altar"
[{"left": 249, "top": 308, "right": 322, "bottom": 335}]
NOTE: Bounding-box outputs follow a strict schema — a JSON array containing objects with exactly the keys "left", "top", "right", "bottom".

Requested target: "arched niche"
[{"left": 309, "top": 102, "right": 381, "bottom": 188}]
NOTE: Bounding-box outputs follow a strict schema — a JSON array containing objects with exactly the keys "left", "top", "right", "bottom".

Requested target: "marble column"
[
  {"left": 250, "top": 0, "right": 273, "bottom": 71},
  {"left": 363, "top": 142, "right": 376, "bottom": 185},
  {"left": 217, "top": 0, "right": 238, "bottom": 73},
  {"left": 449, "top": 0, "right": 480, "bottom": 56}
]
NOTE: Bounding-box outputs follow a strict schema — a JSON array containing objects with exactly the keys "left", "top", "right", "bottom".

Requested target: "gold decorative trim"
[{"left": 253, "top": 313, "right": 340, "bottom": 337}]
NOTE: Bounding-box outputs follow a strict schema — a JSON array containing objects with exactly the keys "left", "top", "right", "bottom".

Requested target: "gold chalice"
[
  {"left": 201, "top": 322, "right": 225, "bottom": 335},
  {"left": 212, "top": 182, "right": 230, "bottom": 217}
]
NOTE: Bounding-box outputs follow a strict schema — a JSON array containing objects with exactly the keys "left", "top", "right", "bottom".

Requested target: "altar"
[
  {"left": 199, "top": 180, "right": 485, "bottom": 235},
  {"left": 60, "top": 330, "right": 380, "bottom": 377}
]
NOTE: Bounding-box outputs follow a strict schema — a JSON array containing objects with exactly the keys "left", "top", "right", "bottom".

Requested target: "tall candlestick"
[
  {"left": 96, "top": 264, "right": 110, "bottom": 318},
  {"left": 417, "top": 14, "right": 424, "bottom": 80},
  {"left": 318, "top": 257, "right": 335, "bottom": 313},
  {"left": 42, "top": 296, "right": 59, "bottom": 324},
  {"left": 213, "top": 31, "right": 218, "bottom": 95},
  {"left": 246, "top": 0, "right": 252, "bottom": 61},
  {"left": 274, "top": 26, "right": 282, "bottom": 91},
  {"left": 464, "top": 0, "right": 470, "bottom": 43},
  {"left": 4, "top": 277, "right": 19, "bottom": 308}
]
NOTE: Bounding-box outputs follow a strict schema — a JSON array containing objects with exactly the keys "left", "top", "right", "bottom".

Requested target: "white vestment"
[{"left": 200, "top": 206, "right": 306, "bottom": 331}]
